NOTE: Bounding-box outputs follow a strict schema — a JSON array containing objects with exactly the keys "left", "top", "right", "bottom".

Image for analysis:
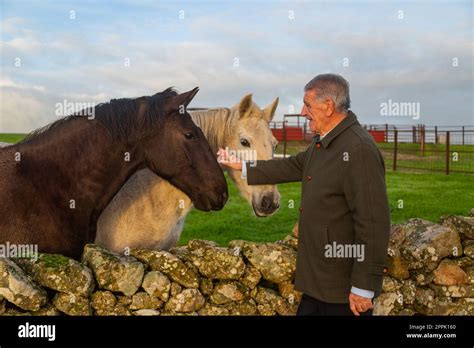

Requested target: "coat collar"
[{"left": 318, "top": 111, "right": 358, "bottom": 149}]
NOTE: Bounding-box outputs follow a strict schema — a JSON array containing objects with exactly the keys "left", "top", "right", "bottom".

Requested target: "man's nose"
[{"left": 301, "top": 104, "right": 310, "bottom": 117}]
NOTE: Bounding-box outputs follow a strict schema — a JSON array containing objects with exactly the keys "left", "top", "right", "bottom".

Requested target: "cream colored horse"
[{"left": 95, "top": 94, "right": 281, "bottom": 252}]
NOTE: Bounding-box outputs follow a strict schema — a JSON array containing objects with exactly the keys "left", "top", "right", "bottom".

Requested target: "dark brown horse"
[{"left": 0, "top": 88, "right": 228, "bottom": 259}]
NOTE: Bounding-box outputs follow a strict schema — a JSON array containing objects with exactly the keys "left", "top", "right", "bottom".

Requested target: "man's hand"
[
  {"left": 217, "top": 148, "right": 243, "bottom": 171},
  {"left": 349, "top": 292, "right": 373, "bottom": 316}
]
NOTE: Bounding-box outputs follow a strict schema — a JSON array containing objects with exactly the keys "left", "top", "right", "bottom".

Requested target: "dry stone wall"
[{"left": 1, "top": 211, "right": 473, "bottom": 316}]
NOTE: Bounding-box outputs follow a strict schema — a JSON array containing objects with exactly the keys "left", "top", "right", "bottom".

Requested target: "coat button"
[
  {"left": 299, "top": 207, "right": 303, "bottom": 212},
  {"left": 306, "top": 175, "right": 312, "bottom": 181}
]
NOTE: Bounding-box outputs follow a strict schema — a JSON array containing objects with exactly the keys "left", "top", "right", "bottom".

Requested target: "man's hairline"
[{"left": 303, "top": 88, "right": 349, "bottom": 115}]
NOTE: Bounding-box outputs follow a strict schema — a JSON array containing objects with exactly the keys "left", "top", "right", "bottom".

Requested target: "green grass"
[
  {"left": 277, "top": 140, "right": 308, "bottom": 156},
  {"left": 385, "top": 171, "right": 473, "bottom": 224},
  {"left": 1, "top": 134, "right": 472, "bottom": 245},
  {"left": 378, "top": 142, "right": 474, "bottom": 173},
  {"left": 0, "top": 133, "right": 26, "bottom": 143},
  {"left": 180, "top": 171, "right": 473, "bottom": 246},
  {"left": 377, "top": 142, "right": 474, "bottom": 153},
  {"left": 180, "top": 176, "right": 300, "bottom": 246}
]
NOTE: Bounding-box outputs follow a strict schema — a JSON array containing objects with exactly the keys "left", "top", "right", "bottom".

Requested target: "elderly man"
[{"left": 218, "top": 73, "right": 390, "bottom": 316}]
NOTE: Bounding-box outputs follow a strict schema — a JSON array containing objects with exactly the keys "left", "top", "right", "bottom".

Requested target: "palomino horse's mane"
[
  {"left": 190, "top": 108, "right": 234, "bottom": 153},
  {"left": 19, "top": 87, "right": 179, "bottom": 144}
]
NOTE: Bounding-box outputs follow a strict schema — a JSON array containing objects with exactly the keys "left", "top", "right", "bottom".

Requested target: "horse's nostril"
[
  {"left": 261, "top": 195, "right": 272, "bottom": 209},
  {"left": 221, "top": 191, "right": 228, "bottom": 204}
]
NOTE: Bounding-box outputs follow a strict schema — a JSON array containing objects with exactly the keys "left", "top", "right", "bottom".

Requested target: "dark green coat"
[{"left": 246, "top": 111, "right": 390, "bottom": 303}]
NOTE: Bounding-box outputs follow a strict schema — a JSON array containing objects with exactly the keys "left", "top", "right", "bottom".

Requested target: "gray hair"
[{"left": 304, "top": 73, "right": 351, "bottom": 113}]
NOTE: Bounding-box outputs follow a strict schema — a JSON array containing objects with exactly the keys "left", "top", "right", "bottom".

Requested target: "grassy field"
[
  {"left": 183, "top": 139, "right": 473, "bottom": 244},
  {"left": 1, "top": 134, "right": 472, "bottom": 246},
  {"left": 377, "top": 142, "right": 474, "bottom": 174},
  {"left": 0, "top": 133, "right": 25, "bottom": 143},
  {"left": 180, "top": 171, "right": 473, "bottom": 246}
]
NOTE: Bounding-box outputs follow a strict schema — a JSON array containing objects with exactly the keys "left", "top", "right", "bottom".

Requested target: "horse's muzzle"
[
  {"left": 193, "top": 190, "right": 228, "bottom": 212},
  {"left": 253, "top": 193, "right": 280, "bottom": 217}
]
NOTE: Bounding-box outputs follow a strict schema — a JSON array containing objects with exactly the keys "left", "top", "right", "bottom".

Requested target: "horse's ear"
[
  {"left": 263, "top": 97, "right": 279, "bottom": 123},
  {"left": 238, "top": 94, "right": 253, "bottom": 118},
  {"left": 167, "top": 87, "right": 200, "bottom": 112}
]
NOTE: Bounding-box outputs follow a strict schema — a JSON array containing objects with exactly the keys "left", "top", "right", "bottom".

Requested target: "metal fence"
[
  {"left": 382, "top": 130, "right": 474, "bottom": 175},
  {"left": 363, "top": 124, "right": 474, "bottom": 145},
  {"left": 270, "top": 118, "right": 474, "bottom": 175}
]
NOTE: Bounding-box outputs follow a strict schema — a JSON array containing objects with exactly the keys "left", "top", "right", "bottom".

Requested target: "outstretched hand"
[{"left": 217, "top": 148, "right": 243, "bottom": 171}]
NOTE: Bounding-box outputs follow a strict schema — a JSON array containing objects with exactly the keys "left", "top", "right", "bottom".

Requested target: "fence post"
[
  {"left": 421, "top": 125, "right": 425, "bottom": 156},
  {"left": 462, "top": 126, "right": 465, "bottom": 145},
  {"left": 412, "top": 126, "right": 416, "bottom": 143},
  {"left": 385, "top": 123, "right": 388, "bottom": 142},
  {"left": 283, "top": 120, "right": 287, "bottom": 158},
  {"left": 393, "top": 130, "right": 398, "bottom": 171},
  {"left": 435, "top": 126, "right": 438, "bottom": 144},
  {"left": 445, "top": 131, "right": 450, "bottom": 175}
]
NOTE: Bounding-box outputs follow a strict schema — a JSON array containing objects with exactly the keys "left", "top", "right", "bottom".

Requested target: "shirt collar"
[
  {"left": 314, "top": 111, "right": 358, "bottom": 148},
  {"left": 319, "top": 123, "right": 338, "bottom": 140}
]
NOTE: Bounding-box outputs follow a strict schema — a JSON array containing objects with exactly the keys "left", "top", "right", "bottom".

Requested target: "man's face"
[{"left": 301, "top": 89, "right": 326, "bottom": 134}]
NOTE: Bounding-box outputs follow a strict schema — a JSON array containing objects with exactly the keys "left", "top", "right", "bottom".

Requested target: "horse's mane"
[
  {"left": 190, "top": 107, "right": 235, "bottom": 152},
  {"left": 19, "top": 87, "right": 179, "bottom": 144}
]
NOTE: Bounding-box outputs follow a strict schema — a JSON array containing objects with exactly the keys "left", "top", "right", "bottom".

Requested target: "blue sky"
[{"left": 1, "top": 0, "right": 473, "bottom": 132}]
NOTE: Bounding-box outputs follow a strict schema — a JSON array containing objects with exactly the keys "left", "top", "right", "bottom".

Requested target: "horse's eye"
[
  {"left": 240, "top": 139, "right": 250, "bottom": 147},
  {"left": 185, "top": 132, "right": 196, "bottom": 140}
]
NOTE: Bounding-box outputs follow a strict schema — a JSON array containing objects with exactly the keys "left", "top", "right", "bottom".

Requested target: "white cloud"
[
  {"left": 0, "top": 17, "right": 27, "bottom": 34},
  {"left": 0, "top": 87, "right": 51, "bottom": 132},
  {"left": 0, "top": 2, "right": 472, "bottom": 132}
]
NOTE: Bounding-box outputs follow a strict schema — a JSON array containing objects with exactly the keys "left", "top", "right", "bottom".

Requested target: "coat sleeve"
[
  {"left": 343, "top": 141, "right": 390, "bottom": 295},
  {"left": 246, "top": 145, "right": 312, "bottom": 185}
]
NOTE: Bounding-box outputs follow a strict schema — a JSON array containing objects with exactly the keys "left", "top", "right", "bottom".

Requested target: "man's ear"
[{"left": 325, "top": 97, "right": 335, "bottom": 117}]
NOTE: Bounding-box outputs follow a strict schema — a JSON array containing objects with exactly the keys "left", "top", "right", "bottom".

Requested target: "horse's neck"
[
  {"left": 190, "top": 108, "right": 234, "bottom": 152},
  {"left": 18, "top": 121, "right": 144, "bottom": 217}
]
